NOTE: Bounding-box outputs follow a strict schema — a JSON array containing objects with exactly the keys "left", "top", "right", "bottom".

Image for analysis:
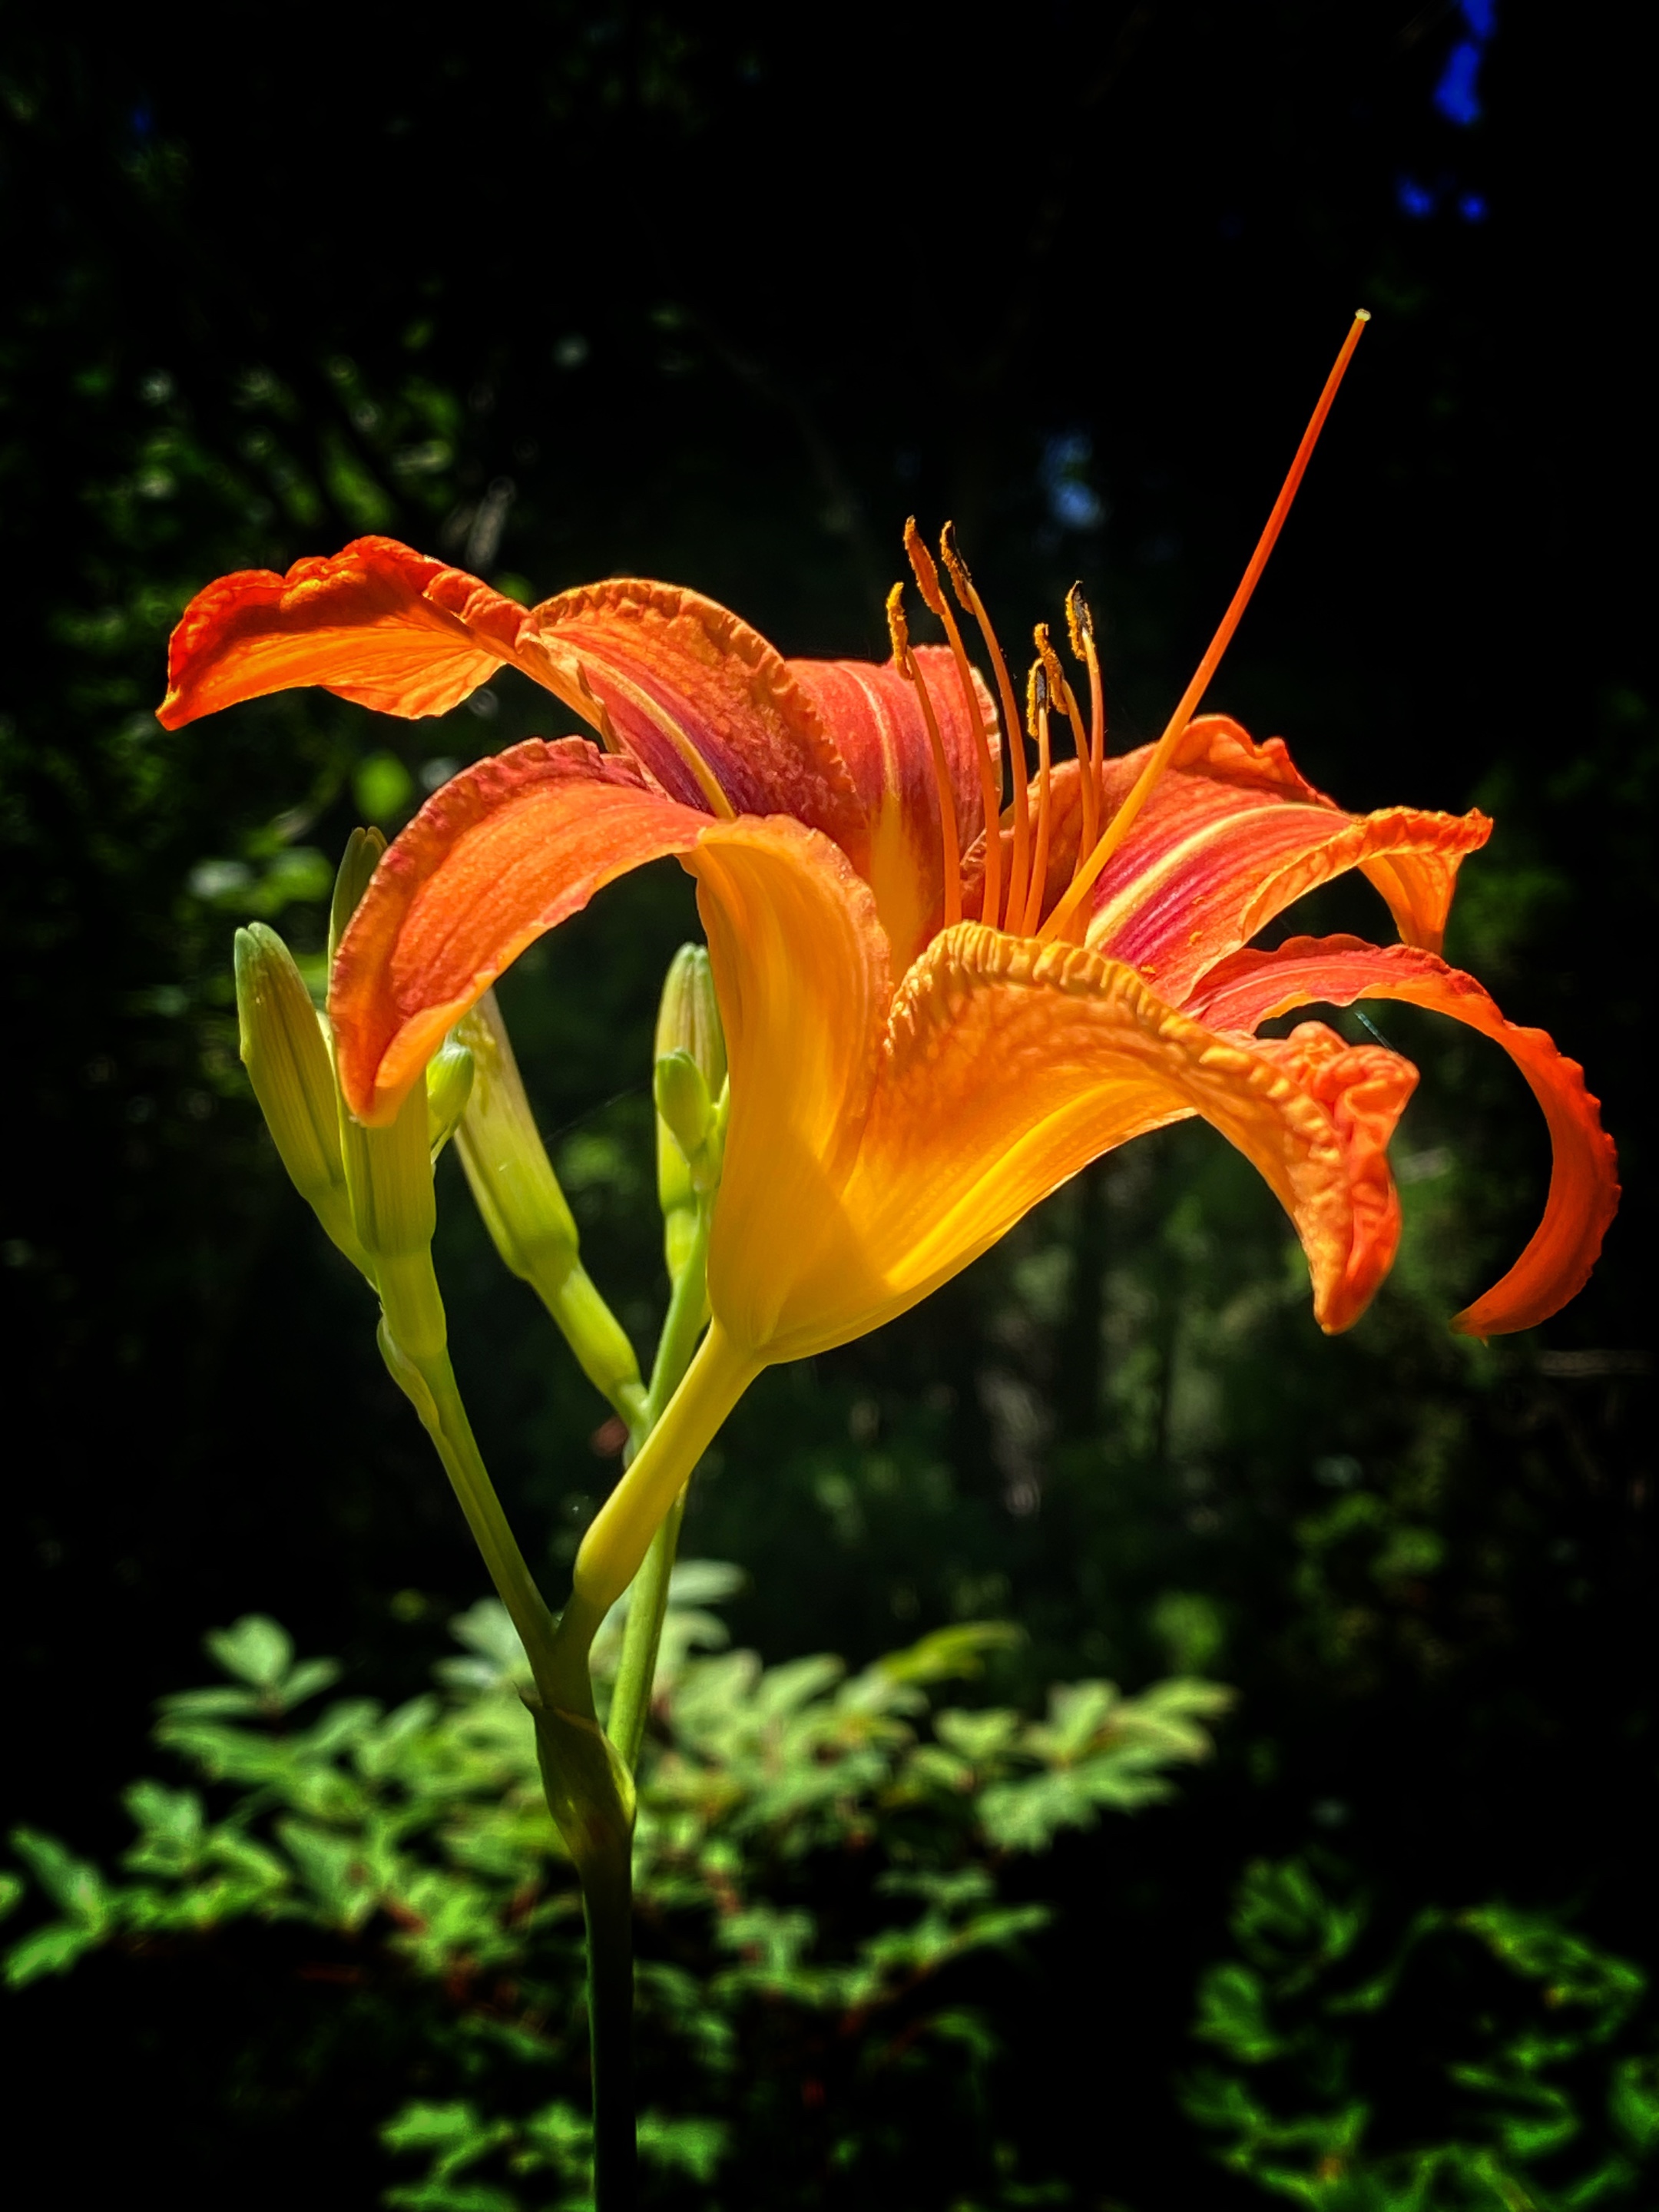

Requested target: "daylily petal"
[
  {"left": 789, "top": 648, "right": 992, "bottom": 969},
  {"left": 739, "top": 925, "right": 1419, "bottom": 1362},
  {"left": 1183, "top": 934, "right": 1621, "bottom": 1335},
  {"left": 161, "top": 541, "right": 880, "bottom": 869},
  {"left": 1079, "top": 717, "right": 1490, "bottom": 1001},
  {"left": 329, "top": 739, "right": 710, "bottom": 1123},
  {"left": 1246, "top": 1022, "right": 1416, "bottom": 1332},
  {"left": 694, "top": 817, "right": 892, "bottom": 1359},
  {"left": 158, "top": 537, "right": 551, "bottom": 729},
  {"left": 532, "top": 581, "right": 866, "bottom": 847}
]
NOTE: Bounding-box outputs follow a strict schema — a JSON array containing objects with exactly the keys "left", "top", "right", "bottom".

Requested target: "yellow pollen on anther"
[
  {"left": 889, "top": 581, "right": 962, "bottom": 929},
  {"left": 942, "top": 523, "right": 1029, "bottom": 932},
  {"left": 905, "top": 518, "right": 1002, "bottom": 930},
  {"left": 1065, "top": 584, "right": 1104, "bottom": 856},
  {"left": 1039, "top": 309, "right": 1371, "bottom": 945}
]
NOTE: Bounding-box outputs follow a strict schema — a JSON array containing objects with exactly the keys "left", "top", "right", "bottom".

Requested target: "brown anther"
[
  {"left": 886, "top": 580, "right": 912, "bottom": 666},
  {"left": 903, "top": 518, "right": 947, "bottom": 617},
  {"left": 1026, "top": 657, "right": 1048, "bottom": 735},
  {"left": 939, "top": 521, "right": 974, "bottom": 600},
  {"left": 1063, "top": 584, "right": 1104, "bottom": 854}
]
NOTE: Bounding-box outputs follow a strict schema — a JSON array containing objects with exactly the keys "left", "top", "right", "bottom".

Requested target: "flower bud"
[
  {"left": 452, "top": 990, "right": 580, "bottom": 1290},
  {"left": 342, "top": 1078, "right": 444, "bottom": 1362},
  {"left": 234, "top": 923, "right": 366, "bottom": 1273},
  {"left": 426, "top": 1038, "right": 475, "bottom": 1161},
  {"left": 653, "top": 1048, "right": 712, "bottom": 1162},
  {"left": 452, "top": 992, "right": 645, "bottom": 1426},
  {"left": 341, "top": 1075, "right": 435, "bottom": 1263},
  {"left": 329, "top": 824, "right": 386, "bottom": 969},
  {"left": 654, "top": 945, "right": 727, "bottom": 1280}
]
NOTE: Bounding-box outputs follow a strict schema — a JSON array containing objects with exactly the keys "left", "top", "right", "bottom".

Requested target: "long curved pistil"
[{"left": 1039, "top": 309, "right": 1371, "bottom": 945}]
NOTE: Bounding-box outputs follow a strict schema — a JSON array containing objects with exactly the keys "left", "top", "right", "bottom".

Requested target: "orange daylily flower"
[{"left": 161, "top": 317, "right": 1618, "bottom": 1615}]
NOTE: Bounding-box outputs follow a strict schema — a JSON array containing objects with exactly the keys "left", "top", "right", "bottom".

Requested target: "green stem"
[
  {"left": 392, "top": 1330, "right": 563, "bottom": 1710},
  {"left": 581, "top": 1834, "right": 637, "bottom": 2212},
  {"left": 607, "top": 1490, "right": 687, "bottom": 1773},
  {"left": 606, "top": 1206, "right": 714, "bottom": 1765}
]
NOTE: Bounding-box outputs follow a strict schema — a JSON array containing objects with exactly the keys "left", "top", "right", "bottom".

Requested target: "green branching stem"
[
  {"left": 376, "top": 1310, "right": 561, "bottom": 1711},
  {"left": 607, "top": 1203, "right": 713, "bottom": 1769}
]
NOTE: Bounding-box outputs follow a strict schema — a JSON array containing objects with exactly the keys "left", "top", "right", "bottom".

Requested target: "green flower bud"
[
  {"left": 341, "top": 1076, "right": 435, "bottom": 1263},
  {"left": 653, "top": 945, "right": 727, "bottom": 1281},
  {"left": 654, "top": 1048, "right": 712, "bottom": 1161},
  {"left": 654, "top": 943, "right": 727, "bottom": 1098},
  {"left": 426, "top": 1038, "right": 475, "bottom": 1161},
  {"left": 342, "top": 1078, "right": 444, "bottom": 1363},
  {"left": 453, "top": 990, "right": 580, "bottom": 1290},
  {"left": 234, "top": 923, "right": 366, "bottom": 1274},
  {"left": 329, "top": 825, "right": 386, "bottom": 970},
  {"left": 453, "top": 991, "right": 645, "bottom": 1427}
]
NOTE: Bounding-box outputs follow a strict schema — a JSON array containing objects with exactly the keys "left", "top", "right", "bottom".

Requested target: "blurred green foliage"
[
  {"left": 1185, "top": 1856, "right": 1657, "bottom": 2208},
  {"left": 5, "top": 1588, "right": 1229, "bottom": 2207}
]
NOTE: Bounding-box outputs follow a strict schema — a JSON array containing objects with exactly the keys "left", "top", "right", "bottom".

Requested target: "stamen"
[
  {"left": 905, "top": 518, "right": 1002, "bottom": 929},
  {"left": 888, "top": 581, "right": 962, "bottom": 928},
  {"left": 1065, "top": 584, "right": 1105, "bottom": 856},
  {"left": 942, "top": 523, "right": 1030, "bottom": 931},
  {"left": 1035, "top": 619, "right": 1091, "bottom": 867},
  {"left": 1039, "top": 309, "right": 1371, "bottom": 945},
  {"left": 1020, "top": 655, "right": 1055, "bottom": 935}
]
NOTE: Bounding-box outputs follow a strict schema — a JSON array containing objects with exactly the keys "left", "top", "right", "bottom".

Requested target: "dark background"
[{"left": 1, "top": 4, "right": 1652, "bottom": 2204}]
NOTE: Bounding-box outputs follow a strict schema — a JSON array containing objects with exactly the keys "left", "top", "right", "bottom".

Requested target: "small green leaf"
[
  {"left": 8, "top": 1828, "right": 113, "bottom": 1926},
  {"left": 205, "top": 1614, "right": 293, "bottom": 1690},
  {"left": 5, "top": 1922, "right": 104, "bottom": 1987}
]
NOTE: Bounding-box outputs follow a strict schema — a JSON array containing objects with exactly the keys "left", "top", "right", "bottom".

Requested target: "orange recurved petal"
[
  {"left": 159, "top": 537, "right": 546, "bottom": 729},
  {"left": 1247, "top": 1022, "right": 1417, "bottom": 1332},
  {"left": 1183, "top": 934, "right": 1621, "bottom": 1334},
  {"left": 329, "top": 739, "right": 710, "bottom": 1122},
  {"left": 788, "top": 649, "right": 993, "bottom": 969},
  {"left": 530, "top": 582, "right": 866, "bottom": 849},
  {"left": 694, "top": 817, "right": 892, "bottom": 1359},
  {"left": 744, "top": 926, "right": 1419, "bottom": 1362},
  {"left": 1079, "top": 717, "right": 1490, "bottom": 1001}
]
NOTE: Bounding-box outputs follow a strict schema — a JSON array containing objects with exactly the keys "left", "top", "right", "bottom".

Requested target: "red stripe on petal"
[
  {"left": 526, "top": 581, "right": 866, "bottom": 848},
  {"left": 789, "top": 650, "right": 990, "bottom": 969},
  {"left": 1079, "top": 717, "right": 1488, "bottom": 998}
]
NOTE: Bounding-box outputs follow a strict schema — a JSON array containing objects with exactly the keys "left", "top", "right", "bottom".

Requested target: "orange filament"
[
  {"left": 942, "top": 523, "right": 1028, "bottom": 929},
  {"left": 905, "top": 518, "right": 1002, "bottom": 930},
  {"left": 887, "top": 581, "right": 962, "bottom": 927},
  {"left": 1020, "top": 657, "right": 1055, "bottom": 935},
  {"left": 1065, "top": 584, "right": 1105, "bottom": 856},
  {"left": 1039, "top": 309, "right": 1371, "bottom": 946},
  {"left": 1036, "top": 618, "right": 1091, "bottom": 860}
]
